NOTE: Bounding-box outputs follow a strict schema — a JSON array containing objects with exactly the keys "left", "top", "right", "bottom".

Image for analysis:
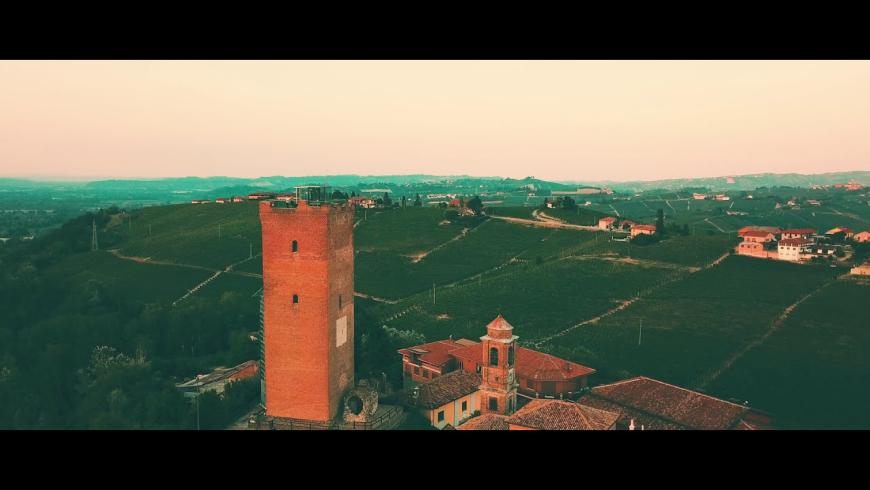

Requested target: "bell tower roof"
[{"left": 483, "top": 315, "right": 518, "bottom": 342}]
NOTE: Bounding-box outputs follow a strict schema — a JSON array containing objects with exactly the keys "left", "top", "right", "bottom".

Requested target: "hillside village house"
[
  {"left": 459, "top": 399, "right": 620, "bottom": 430},
  {"left": 778, "top": 238, "right": 813, "bottom": 262},
  {"left": 781, "top": 228, "right": 816, "bottom": 240},
  {"left": 247, "top": 191, "right": 277, "bottom": 200},
  {"left": 598, "top": 216, "right": 617, "bottom": 230},
  {"left": 714, "top": 194, "right": 730, "bottom": 201},
  {"left": 619, "top": 219, "right": 637, "bottom": 231},
  {"left": 850, "top": 263, "right": 870, "bottom": 276},
  {"left": 401, "top": 371, "right": 481, "bottom": 430},
  {"left": 175, "top": 360, "right": 258, "bottom": 399},
  {"left": 825, "top": 227, "right": 854, "bottom": 239},
  {"left": 738, "top": 226, "right": 781, "bottom": 237},
  {"left": 741, "top": 230, "right": 776, "bottom": 243},
  {"left": 215, "top": 197, "right": 231, "bottom": 204},
  {"left": 398, "top": 316, "right": 595, "bottom": 400},
  {"left": 692, "top": 193, "right": 707, "bottom": 200},
  {"left": 854, "top": 231, "right": 870, "bottom": 243},
  {"left": 630, "top": 224, "right": 656, "bottom": 237},
  {"left": 349, "top": 196, "right": 376, "bottom": 208},
  {"left": 232, "top": 196, "right": 244, "bottom": 203}
]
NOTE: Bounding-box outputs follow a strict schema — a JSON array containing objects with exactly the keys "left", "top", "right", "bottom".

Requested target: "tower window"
[
  {"left": 339, "top": 294, "right": 342, "bottom": 309},
  {"left": 489, "top": 397, "right": 498, "bottom": 411},
  {"left": 489, "top": 347, "right": 499, "bottom": 366},
  {"left": 292, "top": 294, "right": 299, "bottom": 305},
  {"left": 508, "top": 345, "right": 515, "bottom": 367},
  {"left": 291, "top": 240, "right": 298, "bottom": 253}
]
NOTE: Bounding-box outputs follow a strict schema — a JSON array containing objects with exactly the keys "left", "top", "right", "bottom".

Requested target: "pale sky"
[{"left": 1, "top": 60, "right": 868, "bottom": 182}]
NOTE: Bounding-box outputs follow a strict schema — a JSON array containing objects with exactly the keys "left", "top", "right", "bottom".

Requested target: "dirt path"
[
  {"left": 704, "top": 217, "right": 728, "bottom": 233},
  {"left": 526, "top": 250, "right": 731, "bottom": 349},
  {"left": 353, "top": 291, "right": 399, "bottom": 304},
  {"left": 693, "top": 280, "right": 834, "bottom": 391},
  {"left": 407, "top": 221, "right": 486, "bottom": 263},
  {"left": 490, "top": 214, "right": 604, "bottom": 233},
  {"left": 665, "top": 200, "right": 677, "bottom": 214},
  {"left": 609, "top": 204, "right": 621, "bottom": 217}
]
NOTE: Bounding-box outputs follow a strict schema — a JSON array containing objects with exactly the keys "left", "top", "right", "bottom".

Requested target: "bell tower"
[
  {"left": 479, "top": 315, "right": 519, "bottom": 415},
  {"left": 259, "top": 186, "right": 355, "bottom": 423}
]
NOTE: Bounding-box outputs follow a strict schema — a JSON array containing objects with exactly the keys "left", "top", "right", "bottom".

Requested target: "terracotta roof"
[
  {"left": 738, "top": 226, "right": 782, "bottom": 236},
  {"left": 448, "top": 343, "right": 595, "bottom": 381},
  {"left": 778, "top": 238, "right": 813, "bottom": 246},
  {"left": 742, "top": 230, "right": 774, "bottom": 238},
  {"left": 401, "top": 371, "right": 481, "bottom": 409},
  {"left": 578, "top": 376, "right": 752, "bottom": 430},
  {"left": 781, "top": 228, "right": 816, "bottom": 235},
  {"left": 486, "top": 314, "right": 514, "bottom": 331},
  {"left": 826, "top": 227, "right": 853, "bottom": 234},
  {"left": 632, "top": 224, "right": 657, "bottom": 232},
  {"left": 457, "top": 414, "right": 510, "bottom": 430},
  {"left": 507, "top": 399, "right": 619, "bottom": 430},
  {"left": 599, "top": 216, "right": 617, "bottom": 223},
  {"left": 397, "top": 339, "right": 465, "bottom": 367}
]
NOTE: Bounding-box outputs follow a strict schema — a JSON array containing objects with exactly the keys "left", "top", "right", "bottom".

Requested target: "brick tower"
[
  {"left": 259, "top": 186, "right": 355, "bottom": 423},
  {"left": 479, "top": 315, "right": 518, "bottom": 415}
]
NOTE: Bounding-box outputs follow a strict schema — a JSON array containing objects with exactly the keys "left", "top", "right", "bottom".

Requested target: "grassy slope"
[
  {"left": 707, "top": 278, "right": 870, "bottom": 428},
  {"left": 545, "top": 256, "right": 834, "bottom": 389}
]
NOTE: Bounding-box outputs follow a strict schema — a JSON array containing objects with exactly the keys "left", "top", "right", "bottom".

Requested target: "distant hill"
[{"left": 567, "top": 171, "right": 870, "bottom": 192}]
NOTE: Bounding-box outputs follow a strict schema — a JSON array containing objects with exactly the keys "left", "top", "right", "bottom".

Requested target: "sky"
[{"left": 0, "top": 60, "right": 868, "bottom": 182}]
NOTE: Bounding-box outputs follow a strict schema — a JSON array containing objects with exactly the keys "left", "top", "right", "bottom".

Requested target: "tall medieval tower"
[
  {"left": 479, "top": 315, "right": 518, "bottom": 415},
  {"left": 259, "top": 186, "right": 355, "bottom": 422}
]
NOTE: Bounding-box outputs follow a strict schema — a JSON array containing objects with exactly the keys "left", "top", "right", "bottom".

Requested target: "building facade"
[
  {"left": 259, "top": 187, "right": 355, "bottom": 422},
  {"left": 478, "top": 315, "right": 519, "bottom": 415}
]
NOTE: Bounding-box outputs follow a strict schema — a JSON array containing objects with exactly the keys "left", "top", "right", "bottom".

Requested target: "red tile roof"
[
  {"left": 397, "top": 339, "right": 465, "bottom": 368},
  {"left": 401, "top": 371, "right": 481, "bottom": 409},
  {"left": 738, "top": 226, "right": 782, "bottom": 236},
  {"left": 486, "top": 314, "right": 514, "bottom": 331},
  {"left": 599, "top": 217, "right": 617, "bottom": 224},
  {"left": 778, "top": 238, "right": 813, "bottom": 246},
  {"left": 448, "top": 343, "right": 595, "bottom": 381},
  {"left": 632, "top": 224, "right": 657, "bottom": 232},
  {"left": 506, "top": 399, "right": 619, "bottom": 430},
  {"left": 457, "top": 414, "right": 510, "bottom": 430},
  {"left": 781, "top": 228, "right": 816, "bottom": 235},
  {"left": 741, "top": 230, "right": 775, "bottom": 238},
  {"left": 577, "top": 376, "right": 757, "bottom": 430}
]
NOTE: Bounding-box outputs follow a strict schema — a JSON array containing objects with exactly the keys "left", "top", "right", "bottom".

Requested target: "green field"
[
  {"left": 707, "top": 277, "right": 870, "bottom": 429},
  {"left": 355, "top": 207, "right": 470, "bottom": 254},
  {"left": 45, "top": 251, "right": 212, "bottom": 304},
  {"left": 118, "top": 202, "right": 262, "bottom": 270},
  {"left": 543, "top": 256, "right": 835, "bottom": 392}
]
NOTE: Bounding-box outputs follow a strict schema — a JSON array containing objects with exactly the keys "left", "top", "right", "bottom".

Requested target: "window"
[
  {"left": 292, "top": 294, "right": 299, "bottom": 305},
  {"left": 526, "top": 378, "right": 534, "bottom": 389},
  {"left": 508, "top": 345, "right": 515, "bottom": 366},
  {"left": 489, "top": 397, "right": 498, "bottom": 411},
  {"left": 461, "top": 400, "right": 467, "bottom": 412},
  {"left": 338, "top": 294, "right": 342, "bottom": 309},
  {"left": 437, "top": 411, "right": 444, "bottom": 422},
  {"left": 413, "top": 366, "right": 420, "bottom": 375},
  {"left": 489, "top": 347, "right": 499, "bottom": 366},
  {"left": 423, "top": 370, "right": 429, "bottom": 378},
  {"left": 458, "top": 361, "right": 464, "bottom": 370},
  {"left": 291, "top": 240, "right": 298, "bottom": 253},
  {"left": 476, "top": 364, "right": 481, "bottom": 374}
]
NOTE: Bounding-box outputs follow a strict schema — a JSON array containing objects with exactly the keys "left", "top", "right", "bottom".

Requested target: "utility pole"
[
  {"left": 432, "top": 283, "right": 436, "bottom": 305},
  {"left": 638, "top": 318, "right": 643, "bottom": 346},
  {"left": 218, "top": 223, "right": 222, "bottom": 239},
  {"left": 196, "top": 394, "right": 200, "bottom": 430},
  {"left": 91, "top": 218, "right": 99, "bottom": 251},
  {"left": 250, "top": 241, "right": 253, "bottom": 259}
]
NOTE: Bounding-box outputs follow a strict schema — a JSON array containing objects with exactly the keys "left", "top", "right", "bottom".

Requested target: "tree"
[
  {"left": 401, "top": 196, "right": 407, "bottom": 208},
  {"left": 466, "top": 196, "right": 483, "bottom": 215},
  {"left": 414, "top": 194, "right": 422, "bottom": 207},
  {"left": 655, "top": 209, "right": 665, "bottom": 236},
  {"left": 562, "top": 196, "right": 576, "bottom": 209},
  {"left": 383, "top": 192, "right": 392, "bottom": 207}
]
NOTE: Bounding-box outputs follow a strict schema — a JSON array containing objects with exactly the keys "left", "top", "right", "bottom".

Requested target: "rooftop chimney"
[{"left": 629, "top": 418, "right": 636, "bottom": 431}]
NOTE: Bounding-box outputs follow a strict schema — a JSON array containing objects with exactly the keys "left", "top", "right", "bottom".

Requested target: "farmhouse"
[
  {"left": 809, "top": 244, "right": 838, "bottom": 256},
  {"left": 781, "top": 228, "right": 816, "bottom": 240},
  {"left": 399, "top": 316, "right": 596, "bottom": 401},
  {"left": 630, "top": 224, "right": 656, "bottom": 237},
  {"left": 575, "top": 376, "right": 772, "bottom": 430},
  {"left": 176, "top": 360, "right": 258, "bottom": 399},
  {"left": 741, "top": 230, "right": 776, "bottom": 243},
  {"left": 825, "top": 227, "right": 854, "bottom": 239},
  {"left": 190, "top": 199, "right": 210, "bottom": 204},
  {"left": 850, "top": 263, "right": 870, "bottom": 276},
  {"left": 619, "top": 219, "right": 637, "bottom": 231},
  {"left": 714, "top": 194, "right": 730, "bottom": 201},
  {"left": 598, "top": 216, "right": 617, "bottom": 230},
  {"left": 232, "top": 196, "right": 244, "bottom": 203},
  {"left": 778, "top": 238, "right": 813, "bottom": 262},
  {"left": 738, "top": 226, "right": 781, "bottom": 238},
  {"left": 854, "top": 231, "right": 870, "bottom": 243},
  {"left": 247, "top": 191, "right": 277, "bottom": 200},
  {"left": 736, "top": 240, "right": 776, "bottom": 259},
  {"left": 215, "top": 197, "right": 231, "bottom": 204},
  {"left": 400, "top": 371, "right": 481, "bottom": 430},
  {"left": 692, "top": 193, "right": 707, "bottom": 200},
  {"left": 349, "top": 196, "right": 376, "bottom": 208}
]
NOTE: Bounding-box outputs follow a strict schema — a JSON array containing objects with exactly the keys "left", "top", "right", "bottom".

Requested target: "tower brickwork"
[
  {"left": 479, "top": 315, "right": 519, "bottom": 415},
  {"left": 259, "top": 190, "right": 354, "bottom": 422}
]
